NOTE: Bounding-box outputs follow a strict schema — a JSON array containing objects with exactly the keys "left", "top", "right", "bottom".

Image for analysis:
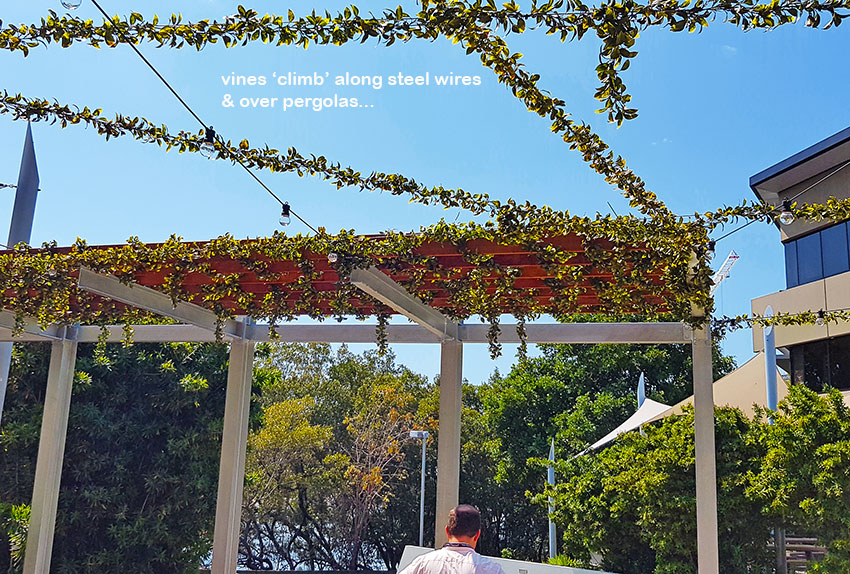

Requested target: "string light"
[
  {"left": 60, "top": 0, "right": 82, "bottom": 9},
  {"left": 279, "top": 203, "right": 291, "bottom": 226},
  {"left": 778, "top": 199, "right": 796, "bottom": 226},
  {"left": 327, "top": 252, "right": 339, "bottom": 263},
  {"left": 816, "top": 309, "right": 826, "bottom": 326},
  {"left": 199, "top": 126, "right": 217, "bottom": 160}
]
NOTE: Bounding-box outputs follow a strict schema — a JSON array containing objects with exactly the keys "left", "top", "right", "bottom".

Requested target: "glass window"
[
  {"left": 804, "top": 340, "right": 829, "bottom": 392},
  {"left": 829, "top": 336, "right": 850, "bottom": 391},
  {"left": 791, "top": 344, "right": 805, "bottom": 384},
  {"left": 797, "top": 232, "right": 824, "bottom": 284},
  {"left": 821, "top": 222, "right": 850, "bottom": 277},
  {"left": 785, "top": 241, "right": 799, "bottom": 288}
]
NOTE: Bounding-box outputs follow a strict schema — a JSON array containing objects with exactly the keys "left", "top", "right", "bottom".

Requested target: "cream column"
[
  {"left": 210, "top": 335, "right": 255, "bottom": 574},
  {"left": 692, "top": 325, "right": 719, "bottom": 574},
  {"left": 434, "top": 340, "right": 463, "bottom": 547},
  {"left": 23, "top": 333, "right": 78, "bottom": 574}
]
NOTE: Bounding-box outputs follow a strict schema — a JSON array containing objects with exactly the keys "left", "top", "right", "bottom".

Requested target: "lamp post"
[{"left": 410, "top": 430, "right": 429, "bottom": 546}]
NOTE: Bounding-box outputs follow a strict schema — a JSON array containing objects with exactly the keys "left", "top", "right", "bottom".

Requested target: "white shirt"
[{"left": 399, "top": 546, "right": 505, "bottom": 574}]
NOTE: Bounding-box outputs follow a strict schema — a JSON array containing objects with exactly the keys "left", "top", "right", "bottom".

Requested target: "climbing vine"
[
  {"left": 0, "top": 216, "right": 708, "bottom": 357},
  {"left": 1, "top": 1, "right": 849, "bottom": 351}
]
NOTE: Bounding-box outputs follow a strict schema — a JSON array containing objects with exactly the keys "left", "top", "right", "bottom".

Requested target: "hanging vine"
[{"left": 0, "top": 1, "right": 848, "bottom": 348}]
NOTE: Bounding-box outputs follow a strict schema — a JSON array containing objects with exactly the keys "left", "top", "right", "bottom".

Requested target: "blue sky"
[{"left": 2, "top": 0, "right": 849, "bottom": 386}]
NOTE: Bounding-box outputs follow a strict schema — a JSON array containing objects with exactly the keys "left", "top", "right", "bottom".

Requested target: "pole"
[
  {"left": 692, "top": 324, "right": 719, "bottom": 574},
  {"left": 434, "top": 341, "right": 462, "bottom": 547},
  {"left": 410, "top": 429, "right": 430, "bottom": 546},
  {"left": 763, "top": 306, "right": 786, "bottom": 574},
  {"left": 419, "top": 436, "right": 427, "bottom": 546},
  {"left": 1, "top": 123, "right": 39, "bottom": 428},
  {"left": 211, "top": 332, "right": 255, "bottom": 574},
  {"left": 764, "top": 306, "right": 778, "bottom": 414},
  {"left": 548, "top": 438, "right": 556, "bottom": 559},
  {"left": 22, "top": 333, "right": 78, "bottom": 574}
]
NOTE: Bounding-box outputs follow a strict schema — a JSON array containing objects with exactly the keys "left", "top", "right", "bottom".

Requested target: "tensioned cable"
[
  {"left": 715, "top": 158, "right": 850, "bottom": 244},
  {"left": 88, "top": 0, "right": 319, "bottom": 234}
]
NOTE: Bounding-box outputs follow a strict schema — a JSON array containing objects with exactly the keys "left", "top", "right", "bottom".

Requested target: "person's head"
[{"left": 445, "top": 504, "right": 481, "bottom": 546}]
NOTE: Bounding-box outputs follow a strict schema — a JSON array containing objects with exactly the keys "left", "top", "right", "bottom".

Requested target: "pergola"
[{"left": 0, "top": 234, "right": 719, "bottom": 574}]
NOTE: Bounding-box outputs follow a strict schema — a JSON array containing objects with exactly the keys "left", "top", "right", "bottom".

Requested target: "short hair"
[{"left": 446, "top": 504, "right": 481, "bottom": 537}]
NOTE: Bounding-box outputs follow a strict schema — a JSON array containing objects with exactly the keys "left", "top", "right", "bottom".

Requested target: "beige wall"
[
  {"left": 752, "top": 271, "right": 850, "bottom": 351},
  {"left": 778, "top": 167, "right": 850, "bottom": 242}
]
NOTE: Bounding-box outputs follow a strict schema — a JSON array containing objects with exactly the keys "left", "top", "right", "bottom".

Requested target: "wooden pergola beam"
[
  {"left": 350, "top": 267, "right": 459, "bottom": 341},
  {"left": 77, "top": 267, "right": 250, "bottom": 339}
]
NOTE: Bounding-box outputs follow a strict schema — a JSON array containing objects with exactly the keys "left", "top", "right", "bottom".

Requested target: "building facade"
[{"left": 751, "top": 127, "right": 850, "bottom": 391}]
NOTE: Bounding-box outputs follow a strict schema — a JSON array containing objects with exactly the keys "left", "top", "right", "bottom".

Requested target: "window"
[
  {"left": 830, "top": 337, "right": 850, "bottom": 390},
  {"left": 785, "top": 241, "right": 798, "bottom": 288},
  {"left": 796, "top": 232, "right": 824, "bottom": 284},
  {"left": 783, "top": 222, "right": 850, "bottom": 288},
  {"left": 789, "top": 334, "right": 850, "bottom": 392},
  {"left": 821, "top": 222, "right": 849, "bottom": 277}
]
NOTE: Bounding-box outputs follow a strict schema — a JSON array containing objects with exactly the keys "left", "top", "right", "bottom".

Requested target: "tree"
[
  {"left": 338, "top": 379, "right": 415, "bottom": 569},
  {"left": 747, "top": 385, "right": 850, "bottom": 574},
  {"left": 0, "top": 342, "right": 234, "bottom": 574},
  {"left": 548, "top": 406, "right": 772, "bottom": 574},
  {"left": 240, "top": 343, "right": 432, "bottom": 570},
  {"left": 469, "top": 343, "right": 735, "bottom": 561},
  {"left": 240, "top": 398, "right": 343, "bottom": 571}
]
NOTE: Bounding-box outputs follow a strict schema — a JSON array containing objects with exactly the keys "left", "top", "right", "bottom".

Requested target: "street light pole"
[{"left": 410, "top": 430, "right": 430, "bottom": 546}]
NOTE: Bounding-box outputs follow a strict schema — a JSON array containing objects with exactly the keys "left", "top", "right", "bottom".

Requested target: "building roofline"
[{"left": 750, "top": 125, "right": 850, "bottom": 190}]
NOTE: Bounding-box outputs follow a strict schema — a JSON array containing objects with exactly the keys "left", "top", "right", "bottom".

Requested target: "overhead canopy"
[
  {"left": 584, "top": 398, "right": 672, "bottom": 452},
  {"left": 0, "top": 231, "right": 675, "bottom": 329},
  {"left": 588, "top": 354, "right": 790, "bottom": 452}
]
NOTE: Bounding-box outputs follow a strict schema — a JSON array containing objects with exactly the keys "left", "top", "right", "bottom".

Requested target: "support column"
[
  {"left": 23, "top": 335, "right": 78, "bottom": 574},
  {"left": 692, "top": 325, "right": 719, "bottom": 574},
  {"left": 434, "top": 340, "right": 462, "bottom": 547},
  {"left": 763, "top": 307, "right": 787, "bottom": 574},
  {"left": 211, "top": 337, "right": 255, "bottom": 574}
]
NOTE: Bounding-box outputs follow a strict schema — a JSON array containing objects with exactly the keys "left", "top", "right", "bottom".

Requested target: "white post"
[
  {"left": 419, "top": 436, "right": 427, "bottom": 546},
  {"left": 692, "top": 325, "right": 719, "bottom": 574},
  {"left": 548, "top": 438, "right": 556, "bottom": 559},
  {"left": 210, "top": 335, "right": 255, "bottom": 574},
  {"left": 763, "top": 306, "right": 778, "bottom": 413},
  {"left": 763, "top": 306, "right": 786, "bottom": 574},
  {"left": 434, "top": 340, "right": 462, "bottom": 547},
  {"left": 23, "top": 334, "right": 78, "bottom": 574}
]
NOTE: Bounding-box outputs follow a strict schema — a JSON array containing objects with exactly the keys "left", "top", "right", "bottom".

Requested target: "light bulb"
[
  {"left": 199, "top": 126, "right": 217, "bottom": 160},
  {"left": 46, "top": 266, "right": 58, "bottom": 277},
  {"left": 815, "top": 310, "right": 826, "bottom": 326},
  {"left": 279, "top": 203, "right": 291, "bottom": 226},
  {"left": 707, "top": 240, "right": 715, "bottom": 259},
  {"left": 61, "top": 0, "right": 82, "bottom": 9},
  {"left": 778, "top": 200, "right": 795, "bottom": 226},
  {"left": 328, "top": 252, "right": 339, "bottom": 264}
]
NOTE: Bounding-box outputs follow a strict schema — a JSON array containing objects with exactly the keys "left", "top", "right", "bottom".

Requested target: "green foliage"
[
  {"left": 0, "top": 342, "right": 232, "bottom": 574},
  {"left": 450, "top": 343, "right": 735, "bottom": 562},
  {"left": 545, "top": 385, "right": 850, "bottom": 574},
  {"left": 548, "top": 406, "right": 772, "bottom": 574},
  {"left": 1, "top": 2, "right": 847, "bottom": 336},
  {"left": 746, "top": 386, "right": 850, "bottom": 573},
  {"left": 0, "top": 503, "right": 29, "bottom": 573},
  {"left": 239, "top": 343, "right": 433, "bottom": 570},
  {"left": 484, "top": 343, "right": 734, "bottom": 464},
  {"left": 0, "top": 216, "right": 712, "bottom": 361}
]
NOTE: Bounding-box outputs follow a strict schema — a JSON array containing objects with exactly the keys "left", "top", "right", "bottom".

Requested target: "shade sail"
[{"left": 585, "top": 397, "right": 672, "bottom": 452}]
